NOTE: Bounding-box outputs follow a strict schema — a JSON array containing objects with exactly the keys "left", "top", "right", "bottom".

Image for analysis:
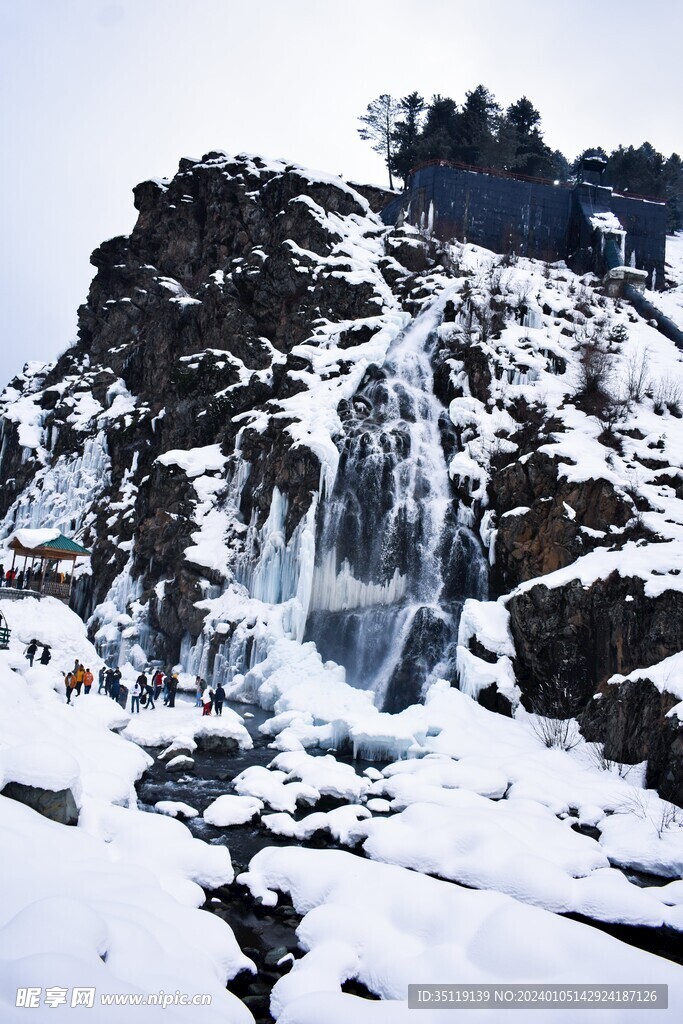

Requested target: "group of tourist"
[
  {"left": 3, "top": 565, "right": 70, "bottom": 590},
  {"left": 194, "top": 675, "right": 226, "bottom": 716},
  {"left": 63, "top": 659, "right": 94, "bottom": 704},
  {"left": 49, "top": 653, "right": 226, "bottom": 716},
  {"left": 127, "top": 667, "right": 181, "bottom": 713}
]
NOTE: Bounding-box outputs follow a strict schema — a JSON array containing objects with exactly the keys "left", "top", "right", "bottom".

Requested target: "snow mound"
[
  {"left": 203, "top": 795, "right": 264, "bottom": 826},
  {"left": 240, "top": 846, "right": 683, "bottom": 1022}
]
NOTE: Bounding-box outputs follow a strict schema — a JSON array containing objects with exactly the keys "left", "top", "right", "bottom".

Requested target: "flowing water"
[{"left": 305, "top": 303, "right": 488, "bottom": 711}]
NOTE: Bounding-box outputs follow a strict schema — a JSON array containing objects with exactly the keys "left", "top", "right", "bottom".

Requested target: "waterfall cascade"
[
  {"left": 151, "top": 300, "right": 489, "bottom": 712},
  {"left": 305, "top": 302, "right": 488, "bottom": 711}
]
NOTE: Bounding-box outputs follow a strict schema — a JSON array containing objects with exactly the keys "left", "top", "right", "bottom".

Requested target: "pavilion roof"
[{"left": 9, "top": 530, "right": 91, "bottom": 559}]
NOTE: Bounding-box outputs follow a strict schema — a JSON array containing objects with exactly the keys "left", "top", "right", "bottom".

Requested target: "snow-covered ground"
[
  {"left": 2, "top": 596, "right": 683, "bottom": 1022},
  {"left": 0, "top": 597, "right": 254, "bottom": 1022},
  {"left": 3, "top": 164, "right": 683, "bottom": 1020}
]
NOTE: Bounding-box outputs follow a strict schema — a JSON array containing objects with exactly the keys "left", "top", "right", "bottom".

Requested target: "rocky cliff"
[{"left": 1, "top": 151, "right": 683, "bottom": 802}]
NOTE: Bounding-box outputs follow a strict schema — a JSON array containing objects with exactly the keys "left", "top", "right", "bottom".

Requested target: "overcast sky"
[{"left": 1, "top": 0, "right": 681, "bottom": 384}]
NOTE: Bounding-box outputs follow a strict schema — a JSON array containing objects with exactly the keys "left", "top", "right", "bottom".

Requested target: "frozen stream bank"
[{"left": 133, "top": 700, "right": 683, "bottom": 1024}]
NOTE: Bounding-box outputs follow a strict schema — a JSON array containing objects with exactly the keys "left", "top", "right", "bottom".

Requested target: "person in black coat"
[
  {"left": 110, "top": 672, "right": 121, "bottom": 703},
  {"left": 214, "top": 683, "right": 226, "bottom": 716},
  {"left": 25, "top": 639, "right": 38, "bottom": 667},
  {"left": 39, "top": 644, "right": 51, "bottom": 666}
]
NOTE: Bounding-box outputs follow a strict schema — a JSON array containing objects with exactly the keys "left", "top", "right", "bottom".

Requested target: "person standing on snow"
[
  {"left": 194, "top": 677, "right": 203, "bottom": 707},
  {"left": 66, "top": 672, "right": 79, "bottom": 704},
  {"left": 153, "top": 668, "right": 163, "bottom": 703},
  {"left": 201, "top": 685, "right": 213, "bottom": 716},
  {"left": 214, "top": 682, "right": 225, "bottom": 716},
  {"left": 110, "top": 671, "right": 121, "bottom": 703},
  {"left": 83, "top": 667, "right": 94, "bottom": 694},
  {"left": 167, "top": 672, "right": 178, "bottom": 708},
  {"left": 73, "top": 662, "right": 85, "bottom": 694},
  {"left": 25, "top": 639, "right": 38, "bottom": 667},
  {"left": 130, "top": 678, "right": 142, "bottom": 713},
  {"left": 39, "top": 644, "right": 51, "bottom": 666},
  {"left": 98, "top": 666, "right": 107, "bottom": 693},
  {"left": 144, "top": 673, "right": 156, "bottom": 709}
]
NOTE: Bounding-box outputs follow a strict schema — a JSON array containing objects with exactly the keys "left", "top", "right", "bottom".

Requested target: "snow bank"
[
  {"left": 240, "top": 846, "right": 683, "bottom": 1022},
  {"left": 121, "top": 704, "right": 252, "bottom": 751}
]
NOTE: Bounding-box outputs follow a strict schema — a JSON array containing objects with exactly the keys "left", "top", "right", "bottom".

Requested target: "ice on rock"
[
  {"left": 598, "top": 808, "right": 683, "bottom": 878},
  {"left": 0, "top": 431, "right": 111, "bottom": 547},
  {"left": 122, "top": 704, "right": 252, "bottom": 751},
  {"left": 381, "top": 754, "right": 509, "bottom": 800},
  {"left": 457, "top": 598, "right": 515, "bottom": 658},
  {"left": 456, "top": 646, "right": 518, "bottom": 703},
  {"left": 365, "top": 797, "right": 392, "bottom": 813}
]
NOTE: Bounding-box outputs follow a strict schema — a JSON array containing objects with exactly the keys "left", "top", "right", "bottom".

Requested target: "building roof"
[{"left": 9, "top": 530, "right": 91, "bottom": 558}]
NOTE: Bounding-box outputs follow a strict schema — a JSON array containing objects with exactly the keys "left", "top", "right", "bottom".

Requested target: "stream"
[{"left": 135, "top": 700, "right": 683, "bottom": 1024}]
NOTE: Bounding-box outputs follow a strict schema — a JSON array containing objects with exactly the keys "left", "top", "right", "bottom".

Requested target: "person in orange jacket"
[
  {"left": 66, "top": 672, "right": 79, "bottom": 704},
  {"left": 83, "top": 667, "right": 94, "bottom": 694}
]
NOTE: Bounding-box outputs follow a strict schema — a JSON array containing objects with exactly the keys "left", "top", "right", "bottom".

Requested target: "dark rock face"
[
  {"left": 581, "top": 680, "right": 683, "bottom": 806},
  {"left": 491, "top": 452, "right": 633, "bottom": 590},
  {"left": 2, "top": 782, "right": 79, "bottom": 825},
  {"left": 508, "top": 575, "right": 683, "bottom": 704},
  {"left": 0, "top": 154, "right": 415, "bottom": 661}
]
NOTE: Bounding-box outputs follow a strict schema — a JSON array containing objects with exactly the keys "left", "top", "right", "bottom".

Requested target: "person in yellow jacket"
[
  {"left": 74, "top": 662, "right": 86, "bottom": 695},
  {"left": 83, "top": 668, "right": 94, "bottom": 694}
]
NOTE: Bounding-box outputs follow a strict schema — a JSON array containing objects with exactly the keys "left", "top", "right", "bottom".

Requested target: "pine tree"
[
  {"left": 358, "top": 94, "right": 401, "bottom": 190},
  {"left": 504, "top": 97, "right": 555, "bottom": 178},
  {"left": 455, "top": 85, "right": 500, "bottom": 165},
  {"left": 415, "top": 95, "right": 459, "bottom": 162},
  {"left": 391, "top": 92, "right": 426, "bottom": 188}
]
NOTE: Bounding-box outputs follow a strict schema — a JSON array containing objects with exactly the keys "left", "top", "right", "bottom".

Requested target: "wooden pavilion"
[{"left": 7, "top": 530, "right": 91, "bottom": 604}]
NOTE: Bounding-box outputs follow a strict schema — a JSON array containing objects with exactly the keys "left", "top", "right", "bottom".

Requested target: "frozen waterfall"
[{"left": 305, "top": 302, "right": 489, "bottom": 711}]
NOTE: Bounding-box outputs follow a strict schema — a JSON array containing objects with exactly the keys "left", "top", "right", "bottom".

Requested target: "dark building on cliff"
[{"left": 381, "top": 157, "right": 667, "bottom": 291}]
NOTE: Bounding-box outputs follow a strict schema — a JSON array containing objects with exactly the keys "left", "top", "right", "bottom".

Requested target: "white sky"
[{"left": 1, "top": 0, "right": 681, "bottom": 384}]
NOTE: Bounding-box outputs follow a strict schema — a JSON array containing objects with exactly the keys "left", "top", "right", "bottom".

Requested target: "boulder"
[
  {"left": 165, "top": 755, "right": 195, "bottom": 773},
  {"left": 581, "top": 680, "right": 683, "bottom": 807},
  {"left": 195, "top": 734, "right": 240, "bottom": 754},
  {"left": 2, "top": 782, "right": 79, "bottom": 826}
]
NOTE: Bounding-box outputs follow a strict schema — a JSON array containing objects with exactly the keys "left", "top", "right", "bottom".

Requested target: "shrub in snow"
[{"left": 527, "top": 677, "right": 583, "bottom": 751}]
